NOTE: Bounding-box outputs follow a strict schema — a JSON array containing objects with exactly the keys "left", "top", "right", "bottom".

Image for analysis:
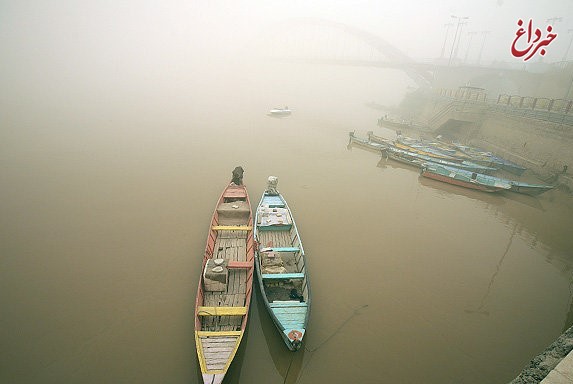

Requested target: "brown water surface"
[{"left": 2, "top": 60, "right": 573, "bottom": 384}]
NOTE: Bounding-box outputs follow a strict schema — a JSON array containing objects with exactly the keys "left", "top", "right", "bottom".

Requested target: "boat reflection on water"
[
  {"left": 376, "top": 156, "right": 419, "bottom": 173},
  {"left": 417, "top": 172, "right": 545, "bottom": 211},
  {"left": 255, "top": 277, "right": 306, "bottom": 384},
  {"left": 372, "top": 147, "right": 545, "bottom": 211}
]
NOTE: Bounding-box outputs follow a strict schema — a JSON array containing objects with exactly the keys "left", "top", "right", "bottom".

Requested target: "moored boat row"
[
  {"left": 349, "top": 132, "right": 498, "bottom": 174},
  {"left": 349, "top": 132, "right": 555, "bottom": 196}
]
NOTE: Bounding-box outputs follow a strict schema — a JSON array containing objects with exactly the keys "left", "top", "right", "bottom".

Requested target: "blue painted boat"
[
  {"left": 254, "top": 177, "right": 310, "bottom": 351},
  {"left": 452, "top": 143, "right": 527, "bottom": 175},
  {"left": 506, "top": 180, "right": 555, "bottom": 196},
  {"left": 382, "top": 145, "right": 498, "bottom": 174},
  {"left": 421, "top": 163, "right": 512, "bottom": 192},
  {"left": 421, "top": 164, "right": 553, "bottom": 195}
]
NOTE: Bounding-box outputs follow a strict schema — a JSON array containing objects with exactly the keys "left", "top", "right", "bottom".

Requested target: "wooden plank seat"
[
  {"left": 262, "top": 195, "right": 285, "bottom": 208},
  {"left": 224, "top": 187, "right": 247, "bottom": 199},
  {"left": 227, "top": 260, "right": 253, "bottom": 269},
  {"left": 197, "top": 330, "right": 242, "bottom": 337},
  {"left": 258, "top": 224, "right": 292, "bottom": 231},
  {"left": 261, "top": 247, "right": 300, "bottom": 253},
  {"left": 261, "top": 273, "right": 305, "bottom": 280},
  {"left": 270, "top": 301, "right": 308, "bottom": 308},
  {"left": 212, "top": 225, "right": 252, "bottom": 231},
  {"left": 197, "top": 306, "right": 248, "bottom": 316}
]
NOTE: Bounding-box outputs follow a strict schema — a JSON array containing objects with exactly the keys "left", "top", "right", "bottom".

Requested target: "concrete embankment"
[
  {"left": 390, "top": 91, "right": 573, "bottom": 191},
  {"left": 510, "top": 325, "right": 573, "bottom": 383},
  {"left": 470, "top": 111, "right": 573, "bottom": 189}
]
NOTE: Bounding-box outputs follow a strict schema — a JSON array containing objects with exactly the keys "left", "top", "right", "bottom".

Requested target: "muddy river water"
[{"left": 2, "top": 60, "right": 573, "bottom": 383}]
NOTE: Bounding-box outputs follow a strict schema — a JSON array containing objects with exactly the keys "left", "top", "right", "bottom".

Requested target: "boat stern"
[
  {"left": 195, "top": 330, "right": 243, "bottom": 382},
  {"left": 202, "top": 373, "right": 225, "bottom": 384}
]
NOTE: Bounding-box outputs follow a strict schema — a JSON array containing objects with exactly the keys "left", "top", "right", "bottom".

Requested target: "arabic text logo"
[{"left": 511, "top": 19, "right": 557, "bottom": 61}]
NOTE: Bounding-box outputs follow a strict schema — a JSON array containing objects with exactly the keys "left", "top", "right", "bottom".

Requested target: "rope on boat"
[
  {"left": 295, "top": 304, "right": 369, "bottom": 383},
  {"left": 307, "top": 304, "right": 368, "bottom": 353},
  {"left": 283, "top": 353, "right": 296, "bottom": 384}
]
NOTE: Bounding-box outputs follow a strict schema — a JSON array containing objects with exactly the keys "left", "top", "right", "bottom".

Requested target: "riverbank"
[
  {"left": 510, "top": 325, "right": 573, "bottom": 383},
  {"left": 378, "top": 91, "right": 573, "bottom": 193}
]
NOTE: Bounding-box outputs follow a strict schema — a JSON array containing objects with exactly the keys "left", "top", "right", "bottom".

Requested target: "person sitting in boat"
[{"left": 231, "top": 166, "right": 244, "bottom": 185}]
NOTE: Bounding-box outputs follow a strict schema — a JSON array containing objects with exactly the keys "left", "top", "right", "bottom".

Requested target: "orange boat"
[{"left": 194, "top": 168, "right": 254, "bottom": 384}]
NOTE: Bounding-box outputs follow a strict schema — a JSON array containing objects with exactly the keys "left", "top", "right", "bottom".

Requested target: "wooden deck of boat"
[
  {"left": 258, "top": 226, "right": 307, "bottom": 304},
  {"left": 202, "top": 229, "right": 247, "bottom": 332},
  {"left": 258, "top": 230, "right": 303, "bottom": 272},
  {"left": 196, "top": 332, "right": 241, "bottom": 372},
  {"left": 258, "top": 229, "right": 291, "bottom": 248}
]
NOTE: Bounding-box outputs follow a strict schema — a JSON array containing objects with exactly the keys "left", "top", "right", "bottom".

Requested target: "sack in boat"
[
  {"left": 261, "top": 252, "right": 284, "bottom": 268},
  {"left": 262, "top": 265, "right": 287, "bottom": 274}
]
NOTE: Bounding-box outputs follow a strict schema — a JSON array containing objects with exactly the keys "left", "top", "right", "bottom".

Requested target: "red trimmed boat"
[
  {"left": 194, "top": 168, "right": 254, "bottom": 384},
  {"left": 420, "top": 163, "right": 511, "bottom": 193}
]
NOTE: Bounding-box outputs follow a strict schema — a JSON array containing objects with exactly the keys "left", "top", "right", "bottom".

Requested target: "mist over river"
[{"left": 2, "top": 46, "right": 573, "bottom": 384}]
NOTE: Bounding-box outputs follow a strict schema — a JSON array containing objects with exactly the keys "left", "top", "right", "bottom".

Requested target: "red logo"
[{"left": 511, "top": 19, "right": 557, "bottom": 61}]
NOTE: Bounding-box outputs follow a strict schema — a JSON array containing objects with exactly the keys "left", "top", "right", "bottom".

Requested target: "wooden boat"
[
  {"left": 452, "top": 143, "right": 527, "bottom": 175},
  {"left": 423, "top": 140, "right": 473, "bottom": 160},
  {"left": 395, "top": 138, "right": 459, "bottom": 161},
  {"left": 420, "top": 163, "right": 512, "bottom": 193},
  {"left": 507, "top": 181, "right": 555, "bottom": 196},
  {"left": 382, "top": 145, "right": 498, "bottom": 174},
  {"left": 269, "top": 107, "right": 292, "bottom": 116},
  {"left": 194, "top": 170, "right": 254, "bottom": 384},
  {"left": 367, "top": 131, "right": 456, "bottom": 161},
  {"left": 422, "top": 163, "right": 553, "bottom": 195},
  {"left": 488, "top": 155, "right": 527, "bottom": 175},
  {"left": 348, "top": 131, "right": 389, "bottom": 152},
  {"left": 254, "top": 177, "right": 310, "bottom": 351}
]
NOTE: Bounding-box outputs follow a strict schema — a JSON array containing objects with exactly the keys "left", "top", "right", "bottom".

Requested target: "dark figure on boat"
[
  {"left": 292, "top": 338, "right": 302, "bottom": 350},
  {"left": 290, "top": 288, "right": 304, "bottom": 302},
  {"left": 231, "top": 166, "right": 244, "bottom": 185}
]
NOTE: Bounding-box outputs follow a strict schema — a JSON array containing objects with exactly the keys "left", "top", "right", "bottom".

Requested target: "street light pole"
[
  {"left": 477, "top": 31, "right": 491, "bottom": 66},
  {"left": 454, "top": 21, "right": 469, "bottom": 61},
  {"left": 440, "top": 22, "right": 454, "bottom": 59},
  {"left": 464, "top": 31, "right": 477, "bottom": 64},
  {"left": 563, "top": 29, "right": 573, "bottom": 62},
  {"left": 448, "top": 15, "right": 469, "bottom": 66}
]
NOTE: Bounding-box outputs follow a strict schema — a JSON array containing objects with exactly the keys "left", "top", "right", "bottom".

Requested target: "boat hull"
[
  {"left": 269, "top": 109, "right": 291, "bottom": 116},
  {"left": 254, "top": 190, "right": 311, "bottom": 351},
  {"left": 421, "top": 169, "right": 507, "bottom": 192},
  {"left": 509, "top": 183, "right": 554, "bottom": 196},
  {"left": 194, "top": 182, "right": 254, "bottom": 382}
]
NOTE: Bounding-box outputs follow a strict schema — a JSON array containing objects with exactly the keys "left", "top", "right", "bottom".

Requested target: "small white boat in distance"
[{"left": 269, "top": 106, "right": 292, "bottom": 116}]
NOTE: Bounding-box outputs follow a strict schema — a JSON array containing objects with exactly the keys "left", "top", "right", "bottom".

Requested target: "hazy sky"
[
  {"left": 3, "top": 1, "right": 573, "bottom": 60},
  {"left": 1, "top": 0, "right": 573, "bottom": 97},
  {"left": 183, "top": 0, "right": 573, "bottom": 62}
]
